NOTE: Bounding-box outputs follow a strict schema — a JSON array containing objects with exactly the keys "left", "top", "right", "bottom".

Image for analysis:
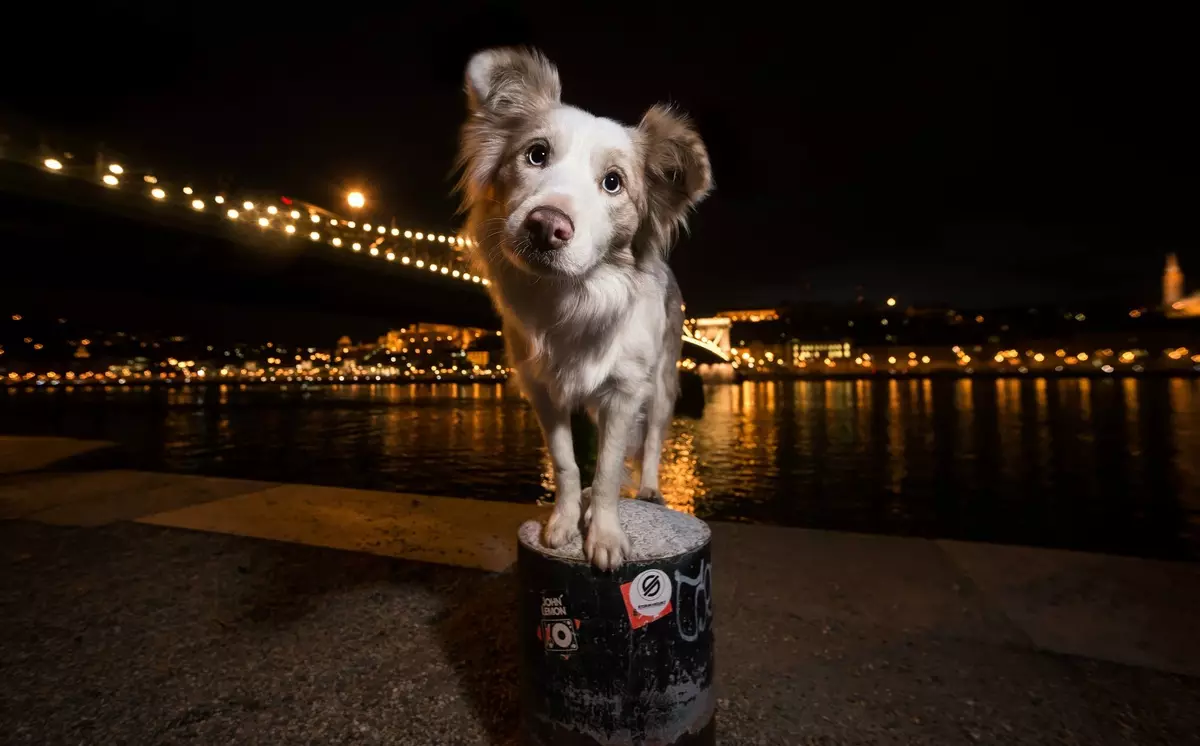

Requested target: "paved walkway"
[{"left": 2, "top": 436, "right": 1199, "bottom": 744}]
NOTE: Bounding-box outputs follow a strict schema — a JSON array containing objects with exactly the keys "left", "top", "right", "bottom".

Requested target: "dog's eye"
[
  {"left": 601, "top": 172, "right": 622, "bottom": 194},
  {"left": 526, "top": 144, "right": 548, "bottom": 167}
]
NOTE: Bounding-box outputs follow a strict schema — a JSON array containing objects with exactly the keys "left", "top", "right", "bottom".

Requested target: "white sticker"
[{"left": 629, "top": 569, "right": 672, "bottom": 617}]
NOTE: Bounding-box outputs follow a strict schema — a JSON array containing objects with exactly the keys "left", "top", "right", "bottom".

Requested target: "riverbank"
[{"left": 2, "top": 436, "right": 1199, "bottom": 744}]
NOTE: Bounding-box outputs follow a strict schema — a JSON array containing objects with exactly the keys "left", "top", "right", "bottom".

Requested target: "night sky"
[{"left": 5, "top": 4, "right": 1196, "bottom": 310}]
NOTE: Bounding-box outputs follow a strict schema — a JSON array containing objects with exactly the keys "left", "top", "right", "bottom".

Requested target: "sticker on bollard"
[
  {"left": 621, "top": 569, "right": 673, "bottom": 629},
  {"left": 518, "top": 500, "right": 715, "bottom": 746}
]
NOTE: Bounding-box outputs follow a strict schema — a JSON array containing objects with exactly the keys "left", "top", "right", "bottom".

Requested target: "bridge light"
[
  {"left": 214, "top": 195, "right": 225, "bottom": 204},
  {"left": 290, "top": 210, "right": 300, "bottom": 220},
  {"left": 452, "top": 270, "right": 460, "bottom": 277},
  {"left": 386, "top": 251, "right": 395, "bottom": 261},
  {"left": 369, "top": 247, "right": 379, "bottom": 256},
  {"left": 102, "top": 174, "right": 119, "bottom": 186},
  {"left": 352, "top": 242, "right": 361, "bottom": 251},
  {"left": 404, "top": 230, "right": 413, "bottom": 238},
  {"left": 437, "top": 234, "right": 446, "bottom": 242},
  {"left": 482, "top": 278, "right": 490, "bottom": 286},
  {"left": 108, "top": 163, "right": 124, "bottom": 175},
  {"left": 426, "top": 233, "right": 435, "bottom": 241},
  {"left": 391, "top": 228, "right": 399, "bottom": 236},
  {"left": 243, "top": 201, "right": 254, "bottom": 210},
  {"left": 191, "top": 199, "right": 204, "bottom": 211},
  {"left": 332, "top": 237, "right": 342, "bottom": 246},
  {"left": 378, "top": 225, "right": 386, "bottom": 234},
  {"left": 430, "top": 264, "right": 438, "bottom": 272},
  {"left": 472, "top": 275, "right": 480, "bottom": 283},
  {"left": 441, "top": 266, "right": 449, "bottom": 274},
  {"left": 258, "top": 217, "right": 269, "bottom": 227},
  {"left": 363, "top": 223, "right": 372, "bottom": 232},
  {"left": 310, "top": 231, "right": 320, "bottom": 241},
  {"left": 415, "top": 232, "right": 423, "bottom": 240},
  {"left": 415, "top": 260, "right": 424, "bottom": 268},
  {"left": 226, "top": 209, "right": 239, "bottom": 219},
  {"left": 310, "top": 214, "right": 320, "bottom": 223},
  {"left": 346, "top": 191, "right": 365, "bottom": 209},
  {"left": 183, "top": 186, "right": 193, "bottom": 195},
  {"left": 284, "top": 224, "right": 296, "bottom": 234},
  {"left": 465, "top": 238, "right": 473, "bottom": 247},
  {"left": 151, "top": 187, "right": 166, "bottom": 199},
  {"left": 44, "top": 158, "right": 63, "bottom": 171},
  {"left": 267, "top": 205, "right": 278, "bottom": 215}
]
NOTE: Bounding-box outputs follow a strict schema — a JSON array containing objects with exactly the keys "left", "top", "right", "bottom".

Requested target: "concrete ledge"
[
  {"left": 0, "top": 435, "right": 117, "bottom": 475},
  {"left": 939, "top": 539, "right": 1200, "bottom": 677},
  {"left": 139, "top": 483, "right": 549, "bottom": 573}
]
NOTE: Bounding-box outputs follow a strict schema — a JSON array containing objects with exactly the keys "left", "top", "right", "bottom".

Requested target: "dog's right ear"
[{"left": 464, "top": 47, "right": 561, "bottom": 118}]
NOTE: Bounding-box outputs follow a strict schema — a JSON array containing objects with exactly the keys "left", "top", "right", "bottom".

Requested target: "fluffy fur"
[{"left": 456, "top": 47, "right": 712, "bottom": 570}]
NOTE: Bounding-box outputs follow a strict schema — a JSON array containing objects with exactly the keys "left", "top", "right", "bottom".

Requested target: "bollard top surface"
[{"left": 519, "top": 498, "right": 711, "bottom": 563}]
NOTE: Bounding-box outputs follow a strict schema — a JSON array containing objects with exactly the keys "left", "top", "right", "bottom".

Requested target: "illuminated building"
[
  {"left": 1164, "top": 254, "right": 1200, "bottom": 318},
  {"left": 715, "top": 308, "right": 780, "bottom": 323}
]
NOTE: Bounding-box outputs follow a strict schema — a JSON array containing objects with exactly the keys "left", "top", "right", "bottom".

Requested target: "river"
[{"left": 3, "top": 378, "right": 1198, "bottom": 560}]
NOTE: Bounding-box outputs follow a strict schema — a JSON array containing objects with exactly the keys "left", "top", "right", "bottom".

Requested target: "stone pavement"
[{"left": 2, "top": 436, "right": 1199, "bottom": 744}]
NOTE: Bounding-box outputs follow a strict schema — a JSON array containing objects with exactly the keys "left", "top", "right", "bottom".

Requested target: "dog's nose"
[{"left": 523, "top": 207, "right": 574, "bottom": 250}]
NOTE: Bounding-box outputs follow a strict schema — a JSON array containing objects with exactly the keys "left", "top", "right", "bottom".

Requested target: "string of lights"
[{"left": 5, "top": 139, "right": 491, "bottom": 287}]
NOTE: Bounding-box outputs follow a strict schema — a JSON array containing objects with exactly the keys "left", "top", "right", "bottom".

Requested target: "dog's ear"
[
  {"left": 464, "top": 47, "right": 561, "bottom": 118},
  {"left": 635, "top": 104, "right": 713, "bottom": 259}
]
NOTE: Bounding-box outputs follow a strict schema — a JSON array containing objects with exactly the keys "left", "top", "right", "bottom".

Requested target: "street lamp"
[{"left": 347, "top": 191, "right": 365, "bottom": 209}]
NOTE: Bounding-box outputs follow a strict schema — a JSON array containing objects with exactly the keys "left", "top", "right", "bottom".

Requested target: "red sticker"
[{"left": 621, "top": 569, "right": 673, "bottom": 629}]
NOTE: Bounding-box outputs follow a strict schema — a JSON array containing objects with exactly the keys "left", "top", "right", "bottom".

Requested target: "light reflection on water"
[{"left": 3, "top": 378, "right": 1199, "bottom": 559}]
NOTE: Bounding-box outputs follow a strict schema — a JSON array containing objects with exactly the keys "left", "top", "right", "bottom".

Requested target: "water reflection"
[{"left": 2, "top": 378, "right": 1199, "bottom": 559}]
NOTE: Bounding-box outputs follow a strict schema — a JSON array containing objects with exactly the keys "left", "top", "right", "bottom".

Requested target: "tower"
[{"left": 1164, "top": 253, "right": 1184, "bottom": 308}]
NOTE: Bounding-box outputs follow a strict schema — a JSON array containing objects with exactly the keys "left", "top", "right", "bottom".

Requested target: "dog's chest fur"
[{"left": 495, "top": 264, "right": 668, "bottom": 409}]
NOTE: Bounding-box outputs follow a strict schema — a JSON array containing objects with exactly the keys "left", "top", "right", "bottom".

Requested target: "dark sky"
[{"left": 6, "top": 3, "right": 1197, "bottom": 310}]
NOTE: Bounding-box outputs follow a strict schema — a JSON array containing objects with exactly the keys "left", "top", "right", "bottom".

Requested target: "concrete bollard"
[{"left": 518, "top": 499, "right": 715, "bottom": 746}]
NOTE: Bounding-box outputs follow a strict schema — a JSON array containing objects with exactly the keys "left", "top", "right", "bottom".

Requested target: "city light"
[
  {"left": 886, "top": 297, "right": 896, "bottom": 307},
  {"left": 310, "top": 231, "right": 320, "bottom": 241},
  {"left": 258, "top": 217, "right": 269, "bottom": 227},
  {"left": 332, "top": 237, "right": 342, "bottom": 247},
  {"left": 284, "top": 224, "right": 296, "bottom": 234},
  {"left": 226, "top": 209, "right": 239, "bottom": 219},
  {"left": 102, "top": 174, "right": 119, "bottom": 186},
  {"left": 290, "top": 210, "right": 300, "bottom": 220},
  {"left": 183, "top": 186, "right": 193, "bottom": 195},
  {"left": 346, "top": 191, "right": 365, "bottom": 209},
  {"left": 214, "top": 195, "right": 225, "bottom": 204},
  {"left": 151, "top": 187, "right": 166, "bottom": 200},
  {"left": 266, "top": 206, "right": 278, "bottom": 215},
  {"left": 108, "top": 163, "right": 124, "bottom": 175},
  {"left": 311, "top": 214, "right": 320, "bottom": 223},
  {"left": 43, "top": 158, "right": 63, "bottom": 171},
  {"left": 243, "top": 201, "right": 254, "bottom": 210},
  {"left": 191, "top": 199, "right": 204, "bottom": 211}
]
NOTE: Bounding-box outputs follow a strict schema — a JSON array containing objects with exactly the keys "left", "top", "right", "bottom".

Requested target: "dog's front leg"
[
  {"left": 526, "top": 382, "right": 583, "bottom": 548},
  {"left": 584, "top": 394, "right": 639, "bottom": 570}
]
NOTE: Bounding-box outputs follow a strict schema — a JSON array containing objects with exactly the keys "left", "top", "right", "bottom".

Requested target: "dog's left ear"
[{"left": 635, "top": 104, "right": 713, "bottom": 258}]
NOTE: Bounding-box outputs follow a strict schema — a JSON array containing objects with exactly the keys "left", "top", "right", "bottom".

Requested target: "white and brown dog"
[{"left": 456, "top": 48, "right": 712, "bottom": 570}]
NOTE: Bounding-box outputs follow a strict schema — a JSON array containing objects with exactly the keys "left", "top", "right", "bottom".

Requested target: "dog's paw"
[
  {"left": 543, "top": 505, "right": 580, "bottom": 548},
  {"left": 583, "top": 510, "right": 630, "bottom": 571},
  {"left": 635, "top": 487, "right": 666, "bottom": 505}
]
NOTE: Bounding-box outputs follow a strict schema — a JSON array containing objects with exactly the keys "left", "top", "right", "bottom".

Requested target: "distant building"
[
  {"left": 1164, "top": 253, "right": 1200, "bottom": 317},
  {"left": 716, "top": 308, "right": 780, "bottom": 323}
]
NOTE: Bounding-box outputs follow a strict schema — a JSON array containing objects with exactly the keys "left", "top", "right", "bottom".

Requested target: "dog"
[{"left": 455, "top": 48, "right": 712, "bottom": 570}]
